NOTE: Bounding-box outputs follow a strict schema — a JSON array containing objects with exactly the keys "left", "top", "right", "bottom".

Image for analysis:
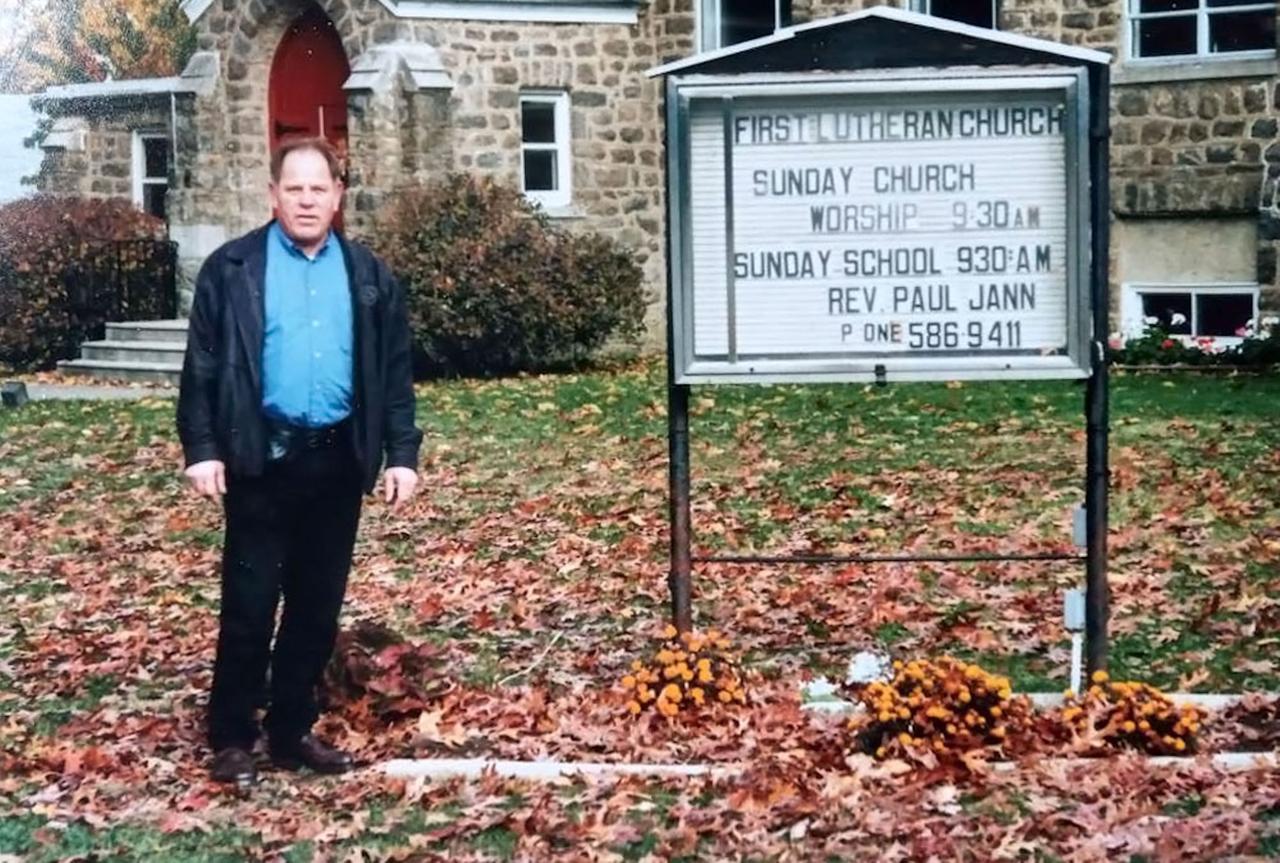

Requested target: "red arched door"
[{"left": 269, "top": 8, "right": 350, "bottom": 221}]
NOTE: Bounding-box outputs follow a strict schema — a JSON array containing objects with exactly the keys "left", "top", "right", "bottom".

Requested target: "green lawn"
[{"left": 1, "top": 362, "right": 1278, "bottom": 860}]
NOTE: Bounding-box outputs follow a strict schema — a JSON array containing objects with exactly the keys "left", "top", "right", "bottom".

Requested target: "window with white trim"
[
  {"left": 915, "top": 0, "right": 999, "bottom": 29},
  {"left": 699, "top": 0, "right": 792, "bottom": 51},
  {"left": 132, "top": 132, "right": 169, "bottom": 220},
  {"left": 1127, "top": 0, "right": 1277, "bottom": 61},
  {"left": 1123, "top": 283, "right": 1259, "bottom": 341},
  {"left": 520, "top": 92, "right": 571, "bottom": 209}
]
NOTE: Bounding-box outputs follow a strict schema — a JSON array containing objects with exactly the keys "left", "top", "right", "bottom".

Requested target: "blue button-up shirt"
[{"left": 262, "top": 222, "right": 353, "bottom": 428}]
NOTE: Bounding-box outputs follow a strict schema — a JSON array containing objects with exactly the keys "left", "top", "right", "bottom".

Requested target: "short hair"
[{"left": 270, "top": 136, "right": 343, "bottom": 182}]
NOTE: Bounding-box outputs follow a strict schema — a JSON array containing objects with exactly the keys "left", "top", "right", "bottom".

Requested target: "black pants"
[{"left": 207, "top": 444, "right": 363, "bottom": 752}]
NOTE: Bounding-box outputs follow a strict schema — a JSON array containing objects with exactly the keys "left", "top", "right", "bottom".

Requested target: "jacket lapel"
[{"left": 229, "top": 227, "right": 268, "bottom": 394}]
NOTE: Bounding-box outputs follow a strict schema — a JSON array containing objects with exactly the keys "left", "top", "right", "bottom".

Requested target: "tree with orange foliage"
[{"left": 0, "top": 0, "right": 195, "bottom": 93}]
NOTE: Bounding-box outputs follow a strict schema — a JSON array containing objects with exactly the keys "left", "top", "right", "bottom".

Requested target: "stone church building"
[{"left": 35, "top": 0, "right": 1280, "bottom": 346}]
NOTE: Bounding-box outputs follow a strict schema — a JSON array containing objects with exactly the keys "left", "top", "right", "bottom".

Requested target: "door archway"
[{"left": 268, "top": 6, "right": 350, "bottom": 208}]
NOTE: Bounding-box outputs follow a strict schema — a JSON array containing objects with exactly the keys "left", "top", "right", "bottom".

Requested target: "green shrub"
[
  {"left": 0, "top": 195, "right": 166, "bottom": 370},
  {"left": 368, "top": 175, "right": 648, "bottom": 376},
  {"left": 1224, "top": 321, "right": 1280, "bottom": 366},
  {"left": 1108, "top": 319, "right": 1280, "bottom": 367}
]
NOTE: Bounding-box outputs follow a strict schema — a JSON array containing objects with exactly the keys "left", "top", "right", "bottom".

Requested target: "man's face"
[{"left": 269, "top": 148, "right": 344, "bottom": 249}]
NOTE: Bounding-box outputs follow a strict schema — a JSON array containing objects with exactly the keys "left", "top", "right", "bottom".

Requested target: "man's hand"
[
  {"left": 185, "top": 459, "right": 227, "bottom": 500},
  {"left": 384, "top": 466, "right": 418, "bottom": 512}
]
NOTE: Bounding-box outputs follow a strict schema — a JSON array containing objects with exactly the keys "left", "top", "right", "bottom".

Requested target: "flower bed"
[
  {"left": 325, "top": 629, "right": 1279, "bottom": 772},
  {"left": 1108, "top": 316, "right": 1280, "bottom": 367}
]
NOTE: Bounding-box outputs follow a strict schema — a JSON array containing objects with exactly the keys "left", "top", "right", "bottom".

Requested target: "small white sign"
[{"left": 670, "top": 72, "right": 1091, "bottom": 383}]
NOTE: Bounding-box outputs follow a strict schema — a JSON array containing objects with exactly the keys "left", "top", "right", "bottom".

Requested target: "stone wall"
[
  {"left": 652, "top": 0, "right": 697, "bottom": 65},
  {"left": 1111, "top": 80, "right": 1271, "bottom": 218},
  {"left": 35, "top": 0, "right": 1280, "bottom": 330},
  {"left": 37, "top": 102, "right": 171, "bottom": 201},
  {"left": 178, "top": 0, "right": 670, "bottom": 333},
  {"left": 426, "top": 15, "right": 666, "bottom": 332},
  {"left": 1109, "top": 73, "right": 1279, "bottom": 308},
  {"left": 998, "top": 0, "right": 1280, "bottom": 309},
  {"left": 792, "top": 0, "right": 896, "bottom": 23}
]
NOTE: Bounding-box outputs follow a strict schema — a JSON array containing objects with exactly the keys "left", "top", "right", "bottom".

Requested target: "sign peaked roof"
[{"left": 647, "top": 5, "right": 1111, "bottom": 78}]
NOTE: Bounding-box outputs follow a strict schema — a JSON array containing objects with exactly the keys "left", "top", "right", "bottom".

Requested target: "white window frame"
[
  {"left": 698, "top": 0, "right": 789, "bottom": 52},
  {"left": 1125, "top": 0, "right": 1277, "bottom": 63},
  {"left": 131, "top": 131, "right": 169, "bottom": 218},
  {"left": 911, "top": 0, "right": 1000, "bottom": 29},
  {"left": 519, "top": 91, "right": 571, "bottom": 210},
  {"left": 1122, "top": 282, "right": 1260, "bottom": 344}
]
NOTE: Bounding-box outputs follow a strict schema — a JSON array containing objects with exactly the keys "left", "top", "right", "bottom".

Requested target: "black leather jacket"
[{"left": 176, "top": 223, "right": 422, "bottom": 493}]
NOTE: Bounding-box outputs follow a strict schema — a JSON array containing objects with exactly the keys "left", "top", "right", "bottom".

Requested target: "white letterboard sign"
[{"left": 669, "top": 72, "right": 1092, "bottom": 383}]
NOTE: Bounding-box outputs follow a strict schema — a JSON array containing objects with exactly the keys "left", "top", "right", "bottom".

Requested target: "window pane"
[
  {"left": 1141, "top": 293, "right": 1193, "bottom": 333},
  {"left": 1197, "top": 294, "right": 1253, "bottom": 336},
  {"left": 1138, "top": 0, "right": 1197, "bottom": 12},
  {"left": 1209, "top": 10, "right": 1276, "bottom": 52},
  {"left": 523, "top": 150, "right": 557, "bottom": 192},
  {"left": 1136, "top": 16, "right": 1197, "bottom": 56},
  {"left": 931, "top": 0, "right": 996, "bottom": 28},
  {"left": 521, "top": 101, "right": 556, "bottom": 145},
  {"left": 143, "top": 137, "right": 168, "bottom": 179},
  {"left": 722, "top": 0, "right": 777, "bottom": 46},
  {"left": 1207, "top": 0, "right": 1270, "bottom": 7},
  {"left": 143, "top": 184, "right": 167, "bottom": 220}
]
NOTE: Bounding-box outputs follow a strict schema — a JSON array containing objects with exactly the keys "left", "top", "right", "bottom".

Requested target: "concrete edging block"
[
  {"left": 804, "top": 692, "right": 1265, "bottom": 714},
  {"left": 381, "top": 757, "right": 741, "bottom": 781},
  {"left": 377, "top": 750, "right": 1277, "bottom": 783}
]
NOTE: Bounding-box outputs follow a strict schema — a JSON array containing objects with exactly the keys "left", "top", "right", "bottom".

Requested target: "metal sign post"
[{"left": 1084, "top": 65, "right": 1111, "bottom": 675}]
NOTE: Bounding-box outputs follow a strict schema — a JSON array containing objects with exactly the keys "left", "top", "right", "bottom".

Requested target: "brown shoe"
[
  {"left": 270, "top": 733, "right": 353, "bottom": 775},
  {"left": 210, "top": 747, "right": 257, "bottom": 787}
]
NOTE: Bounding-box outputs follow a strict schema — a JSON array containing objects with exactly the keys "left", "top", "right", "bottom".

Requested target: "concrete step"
[
  {"left": 104, "top": 319, "right": 189, "bottom": 344},
  {"left": 57, "top": 358, "right": 182, "bottom": 386},
  {"left": 80, "top": 339, "right": 187, "bottom": 365}
]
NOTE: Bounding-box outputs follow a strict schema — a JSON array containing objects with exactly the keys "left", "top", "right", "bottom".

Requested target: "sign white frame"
[{"left": 665, "top": 67, "right": 1093, "bottom": 384}]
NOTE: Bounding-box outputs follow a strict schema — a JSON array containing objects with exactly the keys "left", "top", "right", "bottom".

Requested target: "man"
[{"left": 177, "top": 137, "right": 422, "bottom": 787}]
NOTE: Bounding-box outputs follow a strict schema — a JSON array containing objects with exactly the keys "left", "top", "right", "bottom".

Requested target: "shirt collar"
[{"left": 270, "top": 220, "right": 333, "bottom": 260}]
